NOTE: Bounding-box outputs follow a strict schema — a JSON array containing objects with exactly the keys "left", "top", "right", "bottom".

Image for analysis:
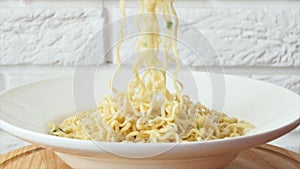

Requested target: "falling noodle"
[{"left": 49, "top": 0, "right": 254, "bottom": 143}]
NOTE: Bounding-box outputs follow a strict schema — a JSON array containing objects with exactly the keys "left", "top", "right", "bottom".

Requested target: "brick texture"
[
  {"left": 0, "top": 8, "right": 104, "bottom": 65},
  {"left": 111, "top": 8, "right": 300, "bottom": 67}
]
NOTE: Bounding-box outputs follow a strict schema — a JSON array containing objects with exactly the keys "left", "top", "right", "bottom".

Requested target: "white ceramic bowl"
[{"left": 1, "top": 71, "right": 299, "bottom": 169}]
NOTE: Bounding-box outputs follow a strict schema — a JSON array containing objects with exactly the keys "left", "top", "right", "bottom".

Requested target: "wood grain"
[
  {"left": 0, "top": 144, "right": 299, "bottom": 169},
  {"left": 225, "top": 144, "right": 300, "bottom": 169},
  {"left": 0, "top": 145, "right": 71, "bottom": 169}
]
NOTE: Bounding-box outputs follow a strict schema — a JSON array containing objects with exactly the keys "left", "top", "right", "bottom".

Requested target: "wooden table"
[{"left": 1, "top": 144, "right": 299, "bottom": 169}]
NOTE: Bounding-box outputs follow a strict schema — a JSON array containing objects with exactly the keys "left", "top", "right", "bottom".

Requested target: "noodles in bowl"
[
  {"left": 49, "top": 0, "right": 253, "bottom": 143},
  {"left": 1, "top": 72, "right": 299, "bottom": 169},
  {"left": 48, "top": 98, "right": 254, "bottom": 142}
]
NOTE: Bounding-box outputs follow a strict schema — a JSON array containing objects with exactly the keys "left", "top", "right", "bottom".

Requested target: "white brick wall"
[
  {"left": 0, "top": 8, "right": 104, "bottom": 65},
  {"left": 1, "top": 0, "right": 299, "bottom": 93},
  {"left": 112, "top": 8, "right": 300, "bottom": 67},
  {"left": 0, "top": 0, "right": 299, "bottom": 154}
]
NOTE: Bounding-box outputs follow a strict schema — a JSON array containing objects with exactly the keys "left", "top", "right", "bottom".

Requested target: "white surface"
[
  {"left": 0, "top": 72, "right": 299, "bottom": 168},
  {"left": 1, "top": 3, "right": 299, "bottom": 67},
  {"left": 110, "top": 7, "right": 300, "bottom": 67},
  {"left": 0, "top": 130, "right": 30, "bottom": 155},
  {"left": 0, "top": 0, "right": 299, "bottom": 96}
]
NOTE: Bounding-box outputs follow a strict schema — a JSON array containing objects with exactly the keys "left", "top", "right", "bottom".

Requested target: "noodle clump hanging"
[{"left": 49, "top": 0, "right": 254, "bottom": 143}]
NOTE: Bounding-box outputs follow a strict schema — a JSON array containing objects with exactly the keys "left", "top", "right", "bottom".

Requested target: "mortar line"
[
  {"left": 102, "top": 3, "right": 114, "bottom": 63},
  {"left": 2, "top": 1, "right": 300, "bottom": 9},
  {"left": 0, "top": 65, "right": 299, "bottom": 75},
  {"left": 102, "top": 0, "right": 300, "bottom": 9}
]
